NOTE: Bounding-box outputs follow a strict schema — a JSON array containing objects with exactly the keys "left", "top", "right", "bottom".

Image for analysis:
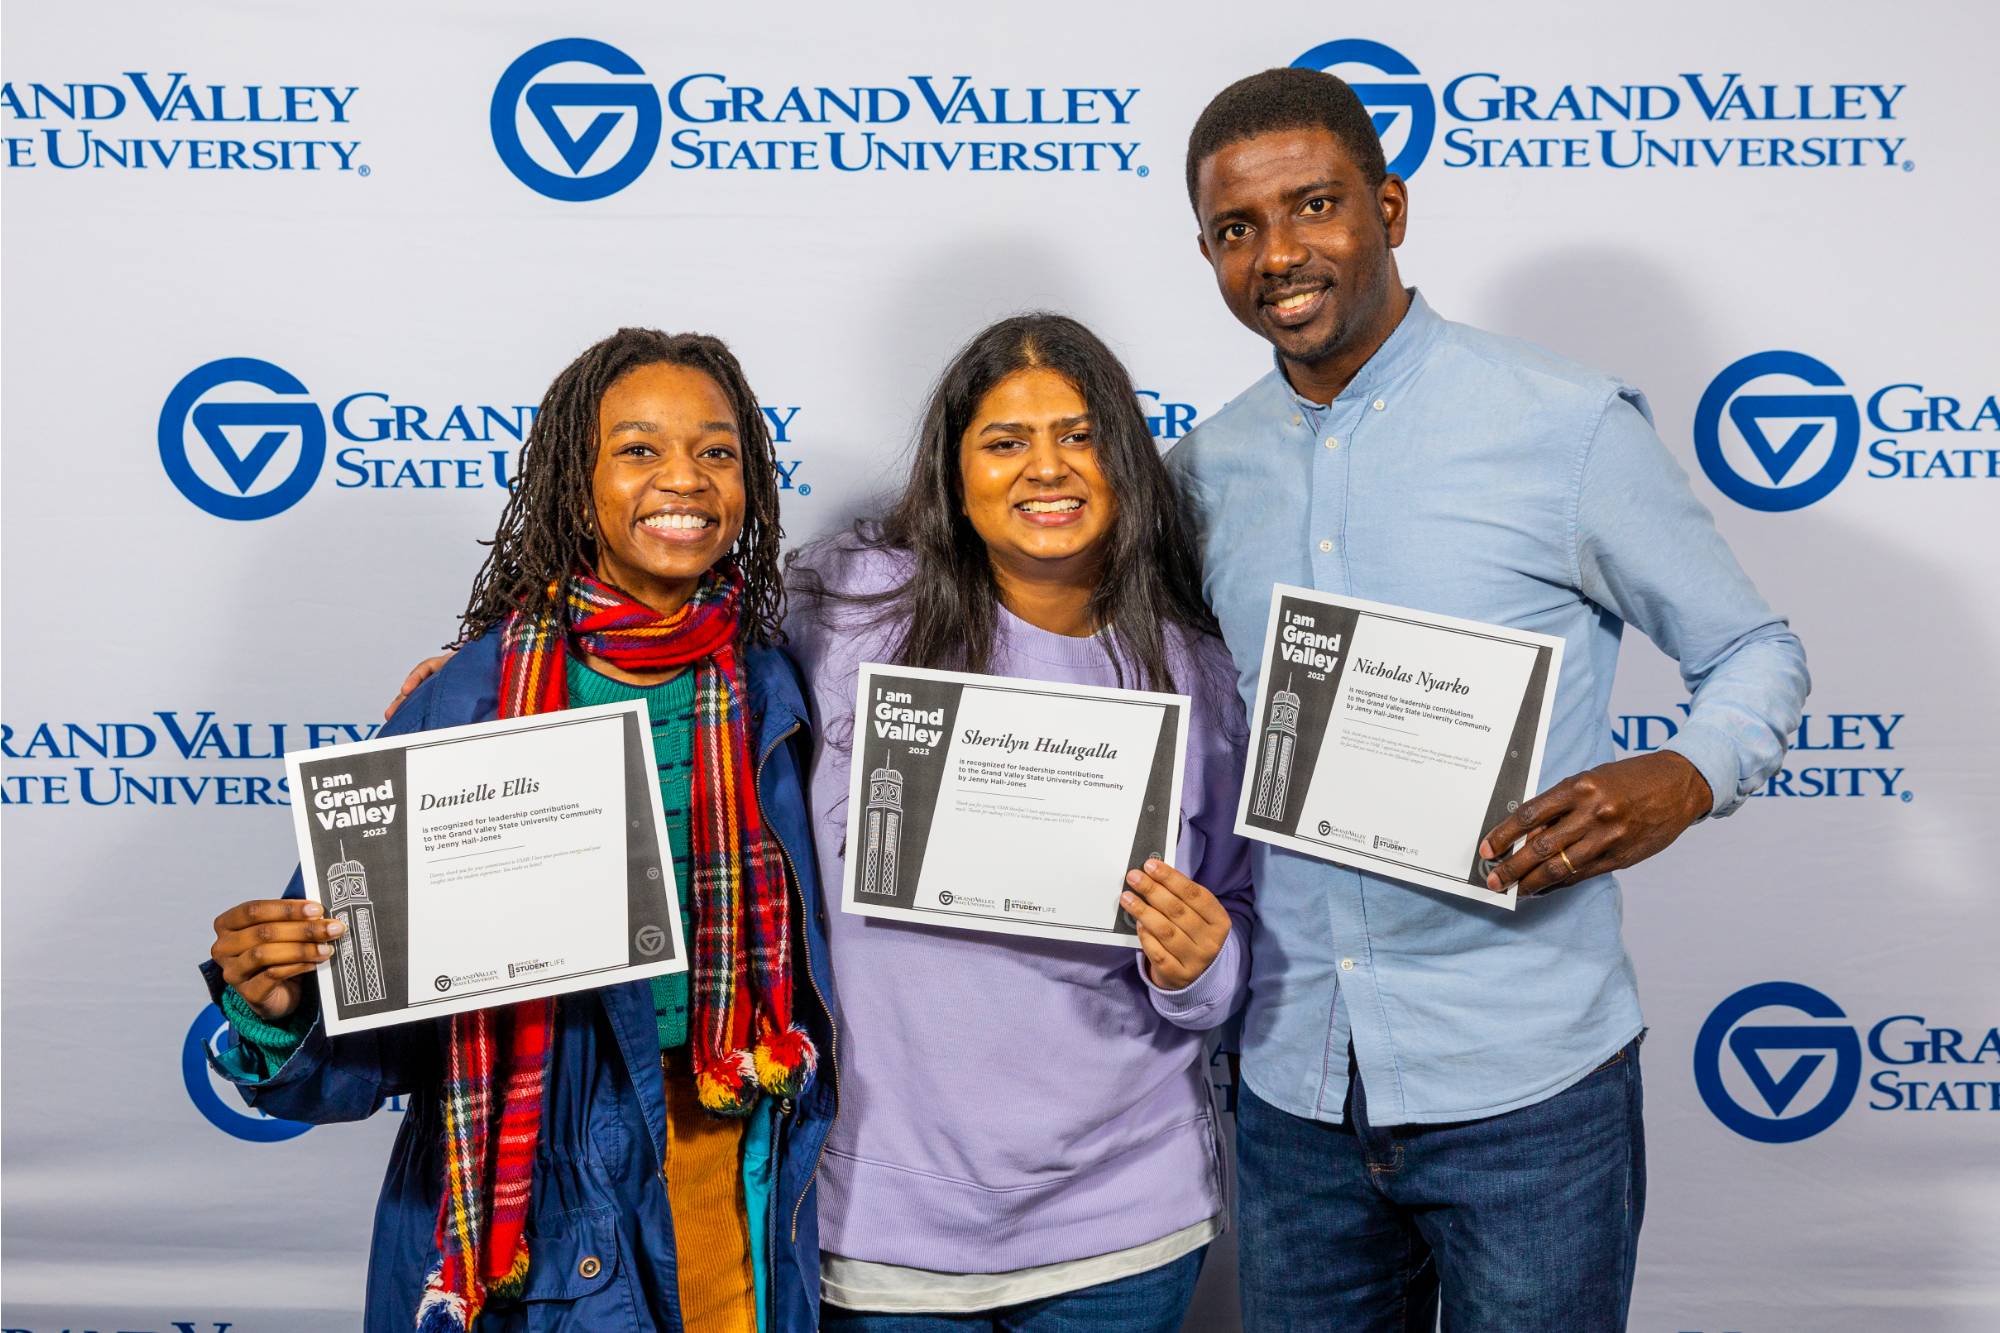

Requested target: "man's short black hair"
[{"left": 1185, "top": 67, "right": 1389, "bottom": 213}]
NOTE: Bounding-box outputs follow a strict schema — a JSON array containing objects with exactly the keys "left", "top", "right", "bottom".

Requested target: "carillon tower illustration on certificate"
[
  {"left": 861, "top": 759, "right": 905, "bottom": 898},
  {"left": 1252, "top": 677, "right": 1301, "bottom": 821},
  {"left": 326, "top": 841, "right": 387, "bottom": 1007}
]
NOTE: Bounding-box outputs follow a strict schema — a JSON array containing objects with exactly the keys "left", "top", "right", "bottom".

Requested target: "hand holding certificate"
[
  {"left": 840, "top": 664, "right": 1189, "bottom": 947},
  {"left": 1234, "top": 586, "right": 1563, "bottom": 909},
  {"left": 283, "top": 700, "right": 687, "bottom": 1034}
]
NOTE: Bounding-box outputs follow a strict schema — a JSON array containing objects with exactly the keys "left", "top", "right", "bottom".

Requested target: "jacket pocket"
[{"left": 518, "top": 1209, "right": 627, "bottom": 1330}]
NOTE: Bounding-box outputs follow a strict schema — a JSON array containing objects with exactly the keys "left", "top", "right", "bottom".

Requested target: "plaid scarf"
[{"left": 415, "top": 565, "right": 815, "bottom": 1331}]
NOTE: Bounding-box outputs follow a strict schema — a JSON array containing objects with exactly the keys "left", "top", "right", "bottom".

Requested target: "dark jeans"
[
  {"left": 1237, "top": 1040, "right": 1645, "bottom": 1333},
  {"left": 821, "top": 1246, "right": 1206, "bottom": 1333}
]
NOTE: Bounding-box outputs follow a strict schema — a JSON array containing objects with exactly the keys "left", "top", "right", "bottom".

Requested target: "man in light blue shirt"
[{"left": 1171, "top": 69, "right": 1809, "bottom": 1331}]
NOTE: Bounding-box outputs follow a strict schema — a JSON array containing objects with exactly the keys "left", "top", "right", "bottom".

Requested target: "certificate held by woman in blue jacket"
[{"left": 285, "top": 699, "right": 688, "bottom": 1035}]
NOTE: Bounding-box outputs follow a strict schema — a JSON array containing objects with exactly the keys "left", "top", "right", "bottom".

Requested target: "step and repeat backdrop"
[{"left": 3, "top": 2, "right": 1995, "bottom": 1330}]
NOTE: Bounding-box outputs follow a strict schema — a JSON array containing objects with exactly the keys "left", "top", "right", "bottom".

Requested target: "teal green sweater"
[{"left": 567, "top": 661, "right": 697, "bottom": 1049}]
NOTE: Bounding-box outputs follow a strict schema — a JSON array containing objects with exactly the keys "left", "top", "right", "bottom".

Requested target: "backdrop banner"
[{"left": 3, "top": 2, "right": 1996, "bottom": 1330}]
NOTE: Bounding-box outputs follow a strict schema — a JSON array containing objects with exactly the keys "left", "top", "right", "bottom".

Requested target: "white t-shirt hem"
[{"left": 820, "top": 1215, "right": 1220, "bottom": 1315}]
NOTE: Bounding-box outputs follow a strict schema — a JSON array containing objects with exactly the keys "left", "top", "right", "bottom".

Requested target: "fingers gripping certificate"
[
  {"left": 1235, "top": 587, "right": 1563, "bottom": 910},
  {"left": 840, "top": 664, "right": 1189, "bottom": 947},
  {"left": 285, "top": 701, "right": 687, "bottom": 1034}
]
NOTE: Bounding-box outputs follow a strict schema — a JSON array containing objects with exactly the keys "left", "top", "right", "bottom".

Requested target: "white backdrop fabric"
[{"left": 3, "top": 2, "right": 1997, "bottom": 1330}]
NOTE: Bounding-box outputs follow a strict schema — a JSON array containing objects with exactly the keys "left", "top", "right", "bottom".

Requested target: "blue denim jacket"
[{"left": 199, "top": 632, "right": 843, "bottom": 1332}]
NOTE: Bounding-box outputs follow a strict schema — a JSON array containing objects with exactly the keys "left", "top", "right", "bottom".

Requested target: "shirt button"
[
  {"left": 1318, "top": 539, "right": 1334, "bottom": 553},
  {"left": 578, "top": 1255, "right": 602, "bottom": 1279},
  {"left": 1340, "top": 958, "right": 1356, "bottom": 971},
  {"left": 1323, "top": 436, "right": 1340, "bottom": 450},
  {"left": 1372, "top": 398, "right": 1386, "bottom": 412},
  {"left": 1291, "top": 414, "right": 1303, "bottom": 426}
]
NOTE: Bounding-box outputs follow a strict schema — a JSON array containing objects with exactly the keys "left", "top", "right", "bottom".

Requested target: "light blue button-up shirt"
[{"left": 1168, "top": 291, "right": 1809, "bottom": 1126}]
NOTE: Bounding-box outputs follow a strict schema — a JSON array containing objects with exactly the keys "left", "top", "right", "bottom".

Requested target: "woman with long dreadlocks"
[{"left": 202, "top": 328, "right": 841, "bottom": 1333}]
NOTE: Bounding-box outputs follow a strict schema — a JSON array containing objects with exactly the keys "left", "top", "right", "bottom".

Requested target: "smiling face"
[
  {"left": 957, "top": 366, "right": 1116, "bottom": 586},
  {"left": 1195, "top": 126, "right": 1408, "bottom": 396},
  {"left": 589, "top": 361, "right": 747, "bottom": 616}
]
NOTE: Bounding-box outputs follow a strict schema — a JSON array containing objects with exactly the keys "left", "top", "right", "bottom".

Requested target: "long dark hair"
[
  {"left": 792, "top": 312, "right": 1216, "bottom": 690},
  {"left": 457, "top": 328, "right": 786, "bottom": 647}
]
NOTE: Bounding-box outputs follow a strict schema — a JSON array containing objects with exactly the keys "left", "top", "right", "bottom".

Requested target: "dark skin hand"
[
  {"left": 1478, "top": 751, "right": 1714, "bottom": 897},
  {"left": 210, "top": 898, "right": 345, "bottom": 1019}
]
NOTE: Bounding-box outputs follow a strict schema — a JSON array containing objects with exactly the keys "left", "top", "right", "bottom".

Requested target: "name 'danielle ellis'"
[{"left": 308, "top": 771, "right": 541, "bottom": 828}]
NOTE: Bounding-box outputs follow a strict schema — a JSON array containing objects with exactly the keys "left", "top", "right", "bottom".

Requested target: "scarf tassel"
[
  {"left": 695, "top": 1047, "right": 762, "bottom": 1117},
  {"left": 754, "top": 1024, "right": 818, "bottom": 1099},
  {"left": 415, "top": 1269, "right": 469, "bottom": 1333}
]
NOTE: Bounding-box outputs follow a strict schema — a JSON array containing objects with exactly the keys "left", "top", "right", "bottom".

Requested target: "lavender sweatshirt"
[{"left": 784, "top": 544, "right": 1255, "bottom": 1273}]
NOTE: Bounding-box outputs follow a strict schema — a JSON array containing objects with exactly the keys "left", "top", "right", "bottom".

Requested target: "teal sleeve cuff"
[{"left": 218, "top": 986, "right": 312, "bottom": 1082}]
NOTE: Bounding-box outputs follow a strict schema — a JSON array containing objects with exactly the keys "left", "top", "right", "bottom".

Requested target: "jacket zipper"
[{"left": 755, "top": 719, "right": 841, "bottom": 1243}]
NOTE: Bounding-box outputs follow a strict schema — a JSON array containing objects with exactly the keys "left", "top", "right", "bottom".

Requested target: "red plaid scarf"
[{"left": 416, "top": 566, "right": 815, "bottom": 1330}]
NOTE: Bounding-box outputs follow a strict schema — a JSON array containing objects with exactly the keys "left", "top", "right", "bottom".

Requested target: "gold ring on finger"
[{"left": 1557, "top": 848, "right": 1576, "bottom": 878}]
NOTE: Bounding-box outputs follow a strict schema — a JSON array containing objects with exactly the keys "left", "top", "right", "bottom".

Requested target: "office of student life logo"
[
  {"left": 1694, "top": 351, "right": 1861, "bottom": 512},
  {"left": 492, "top": 37, "right": 663, "bottom": 200},
  {"left": 159, "top": 357, "right": 327, "bottom": 521},
  {"left": 1694, "top": 981, "right": 1862, "bottom": 1143},
  {"left": 1291, "top": 39, "right": 1435, "bottom": 178}
]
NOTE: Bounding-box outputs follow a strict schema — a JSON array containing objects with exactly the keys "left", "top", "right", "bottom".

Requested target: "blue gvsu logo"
[
  {"left": 1695, "top": 351, "right": 1999, "bottom": 511},
  {"left": 160, "top": 356, "right": 812, "bottom": 520},
  {"left": 490, "top": 37, "right": 1143, "bottom": 200},
  {"left": 1696, "top": 982, "right": 1999, "bottom": 1142},
  {"left": 158, "top": 357, "right": 536, "bottom": 520},
  {"left": 1695, "top": 982, "right": 1861, "bottom": 1143},
  {"left": 1291, "top": 40, "right": 1909, "bottom": 175},
  {"left": 491, "top": 38, "right": 662, "bottom": 202},
  {"left": 158, "top": 357, "right": 327, "bottom": 521}
]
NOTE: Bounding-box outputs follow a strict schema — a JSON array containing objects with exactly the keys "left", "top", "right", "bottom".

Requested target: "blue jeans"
[
  {"left": 1237, "top": 1039, "right": 1645, "bottom": 1332},
  {"left": 820, "top": 1246, "right": 1206, "bottom": 1333}
]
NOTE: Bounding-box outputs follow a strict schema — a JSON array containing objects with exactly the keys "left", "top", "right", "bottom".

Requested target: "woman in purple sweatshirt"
[{"left": 785, "top": 313, "right": 1255, "bottom": 1331}]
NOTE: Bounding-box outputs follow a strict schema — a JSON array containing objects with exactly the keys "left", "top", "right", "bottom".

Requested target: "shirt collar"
[{"left": 1279, "top": 287, "right": 1440, "bottom": 409}]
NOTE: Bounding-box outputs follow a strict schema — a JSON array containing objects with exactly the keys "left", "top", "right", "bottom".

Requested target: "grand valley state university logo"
[
  {"left": 489, "top": 37, "right": 1146, "bottom": 199},
  {"left": 491, "top": 38, "right": 662, "bottom": 201},
  {"left": 158, "top": 357, "right": 326, "bottom": 521},
  {"left": 1291, "top": 39, "right": 1910, "bottom": 174},
  {"left": 1697, "top": 981, "right": 1999, "bottom": 1142},
  {"left": 1694, "top": 351, "right": 1860, "bottom": 512},
  {"left": 1696, "top": 351, "right": 1999, "bottom": 509},
  {"left": 1695, "top": 981, "right": 1861, "bottom": 1143},
  {"left": 160, "top": 356, "right": 812, "bottom": 518}
]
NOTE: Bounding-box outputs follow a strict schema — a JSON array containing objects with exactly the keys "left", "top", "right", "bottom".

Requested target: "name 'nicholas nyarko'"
[
  {"left": 1351, "top": 658, "right": 1473, "bottom": 696},
  {"left": 959, "top": 728, "right": 1120, "bottom": 761}
]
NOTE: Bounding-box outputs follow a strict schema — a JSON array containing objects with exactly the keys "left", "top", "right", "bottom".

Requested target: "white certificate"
[
  {"left": 840, "top": 664, "right": 1189, "bottom": 948},
  {"left": 1234, "top": 586, "right": 1564, "bottom": 910},
  {"left": 285, "top": 700, "right": 687, "bottom": 1034}
]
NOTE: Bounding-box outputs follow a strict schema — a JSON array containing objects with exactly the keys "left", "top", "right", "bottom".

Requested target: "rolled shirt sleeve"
[{"left": 1575, "top": 391, "right": 1811, "bottom": 816}]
